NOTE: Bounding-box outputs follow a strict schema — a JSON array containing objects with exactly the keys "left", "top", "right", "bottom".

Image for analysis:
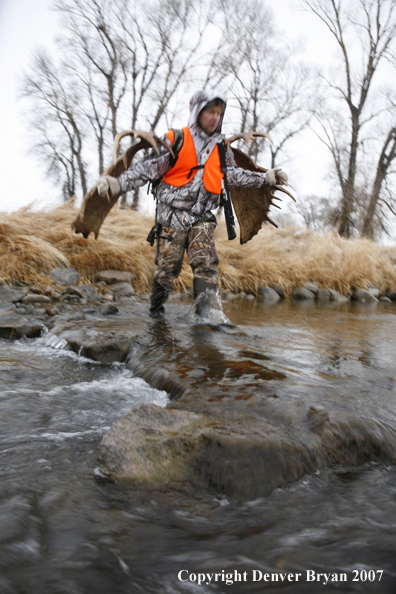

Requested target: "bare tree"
[
  {"left": 303, "top": 0, "right": 396, "bottom": 237},
  {"left": 21, "top": 50, "right": 88, "bottom": 199},
  {"left": 209, "top": 0, "right": 316, "bottom": 168},
  {"left": 361, "top": 123, "right": 396, "bottom": 238},
  {"left": 115, "top": 0, "right": 218, "bottom": 208}
]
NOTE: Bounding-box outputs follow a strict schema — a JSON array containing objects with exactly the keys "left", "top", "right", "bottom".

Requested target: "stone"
[
  {"left": 22, "top": 294, "right": 51, "bottom": 305},
  {"left": 291, "top": 287, "right": 315, "bottom": 300},
  {"left": 78, "top": 284, "right": 96, "bottom": 296},
  {"left": 385, "top": 291, "right": 396, "bottom": 302},
  {"left": 29, "top": 285, "right": 43, "bottom": 294},
  {"left": 102, "top": 292, "right": 114, "bottom": 302},
  {"left": 95, "top": 270, "right": 134, "bottom": 285},
  {"left": 269, "top": 285, "right": 286, "bottom": 299},
  {"left": 98, "top": 400, "right": 396, "bottom": 503},
  {"left": 64, "top": 285, "right": 86, "bottom": 298},
  {"left": 0, "top": 286, "right": 29, "bottom": 303},
  {"left": 49, "top": 267, "right": 80, "bottom": 286},
  {"left": 351, "top": 288, "right": 378, "bottom": 303},
  {"left": 317, "top": 288, "right": 331, "bottom": 301},
  {"left": 257, "top": 286, "right": 281, "bottom": 302},
  {"left": 99, "top": 303, "right": 119, "bottom": 316},
  {"left": 379, "top": 296, "right": 392, "bottom": 303},
  {"left": 0, "top": 303, "right": 16, "bottom": 316},
  {"left": 367, "top": 285, "right": 380, "bottom": 298},
  {"left": 303, "top": 282, "right": 319, "bottom": 296},
  {"left": 109, "top": 282, "right": 135, "bottom": 297},
  {"left": 328, "top": 289, "right": 349, "bottom": 302},
  {"left": 0, "top": 324, "right": 44, "bottom": 339},
  {"left": 98, "top": 404, "right": 210, "bottom": 485},
  {"left": 118, "top": 296, "right": 137, "bottom": 305}
]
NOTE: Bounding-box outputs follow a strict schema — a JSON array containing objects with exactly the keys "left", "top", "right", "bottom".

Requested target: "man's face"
[{"left": 198, "top": 105, "right": 224, "bottom": 135}]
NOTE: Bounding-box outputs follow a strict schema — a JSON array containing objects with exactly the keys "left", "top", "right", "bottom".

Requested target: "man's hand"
[
  {"left": 97, "top": 175, "right": 121, "bottom": 198},
  {"left": 265, "top": 167, "right": 288, "bottom": 186}
]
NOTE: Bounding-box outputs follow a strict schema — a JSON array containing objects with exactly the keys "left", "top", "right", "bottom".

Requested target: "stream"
[{"left": 1, "top": 297, "right": 396, "bottom": 593}]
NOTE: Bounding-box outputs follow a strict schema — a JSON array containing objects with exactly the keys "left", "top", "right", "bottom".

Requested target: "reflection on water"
[{"left": 1, "top": 299, "right": 396, "bottom": 593}]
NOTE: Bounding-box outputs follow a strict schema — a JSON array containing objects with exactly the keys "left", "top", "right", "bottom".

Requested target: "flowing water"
[{"left": 1, "top": 298, "right": 396, "bottom": 593}]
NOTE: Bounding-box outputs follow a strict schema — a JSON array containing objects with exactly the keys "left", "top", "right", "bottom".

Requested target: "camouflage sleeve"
[
  {"left": 118, "top": 137, "right": 172, "bottom": 193},
  {"left": 225, "top": 148, "right": 266, "bottom": 188}
]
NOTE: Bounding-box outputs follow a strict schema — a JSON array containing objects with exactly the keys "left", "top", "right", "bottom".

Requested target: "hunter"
[{"left": 97, "top": 90, "right": 287, "bottom": 316}]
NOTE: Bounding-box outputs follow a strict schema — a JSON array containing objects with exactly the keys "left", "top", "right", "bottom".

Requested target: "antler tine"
[
  {"left": 113, "top": 130, "right": 136, "bottom": 165},
  {"left": 156, "top": 136, "right": 175, "bottom": 160},
  {"left": 227, "top": 131, "right": 273, "bottom": 148},
  {"left": 273, "top": 185, "right": 296, "bottom": 202},
  {"left": 266, "top": 215, "right": 278, "bottom": 228},
  {"left": 113, "top": 129, "right": 175, "bottom": 165}
]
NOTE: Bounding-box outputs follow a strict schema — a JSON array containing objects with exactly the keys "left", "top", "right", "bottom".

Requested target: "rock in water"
[{"left": 98, "top": 404, "right": 210, "bottom": 484}]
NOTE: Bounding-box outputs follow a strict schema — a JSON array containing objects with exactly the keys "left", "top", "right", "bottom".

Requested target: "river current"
[{"left": 1, "top": 297, "right": 396, "bottom": 593}]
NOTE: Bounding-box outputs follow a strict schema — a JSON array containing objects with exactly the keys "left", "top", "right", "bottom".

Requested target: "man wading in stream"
[{"left": 97, "top": 90, "right": 287, "bottom": 317}]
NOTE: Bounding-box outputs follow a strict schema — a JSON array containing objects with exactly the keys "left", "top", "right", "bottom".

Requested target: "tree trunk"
[
  {"left": 338, "top": 108, "right": 359, "bottom": 237},
  {"left": 362, "top": 127, "right": 396, "bottom": 238}
]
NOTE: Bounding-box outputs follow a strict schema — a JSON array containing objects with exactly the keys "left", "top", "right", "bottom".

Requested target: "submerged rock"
[
  {"left": 98, "top": 402, "right": 396, "bottom": 502},
  {"left": 98, "top": 404, "right": 210, "bottom": 484},
  {"left": 99, "top": 303, "right": 119, "bottom": 316},
  {"left": 0, "top": 323, "right": 44, "bottom": 339}
]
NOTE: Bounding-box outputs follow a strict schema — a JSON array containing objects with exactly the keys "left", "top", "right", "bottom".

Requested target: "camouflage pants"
[{"left": 154, "top": 222, "right": 219, "bottom": 291}]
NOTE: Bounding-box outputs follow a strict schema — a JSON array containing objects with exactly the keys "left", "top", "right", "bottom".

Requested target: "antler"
[
  {"left": 226, "top": 131, "right": 273, "bottom": 148},
  {"left": 113, "top": 129, "right": 174, "bottom": 165},
  {"left": 273, "top": 184, "right": 296, "bottom": 201}
]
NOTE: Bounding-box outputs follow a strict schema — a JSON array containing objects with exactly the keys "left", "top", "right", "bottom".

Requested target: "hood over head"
[{"left": 188, "top": 90, "right": 226, "bottom": 135}]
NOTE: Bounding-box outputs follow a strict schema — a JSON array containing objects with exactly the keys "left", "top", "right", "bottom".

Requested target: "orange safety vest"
[{"left": 162, "top": 127, "right": 224, "bottom": 195}]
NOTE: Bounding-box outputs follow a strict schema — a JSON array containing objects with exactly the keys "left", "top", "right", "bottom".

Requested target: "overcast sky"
[{"left": 0, "top": 0, "right": 334, "bottom": 215}]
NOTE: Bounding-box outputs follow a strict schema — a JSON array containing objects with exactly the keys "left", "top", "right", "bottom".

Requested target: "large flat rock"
[{"left": 98, "top": 402, "right": 396, "bottom": 502}]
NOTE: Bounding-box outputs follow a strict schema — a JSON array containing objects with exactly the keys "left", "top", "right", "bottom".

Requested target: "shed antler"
[
  {"left": 113, "top": 129, "right": 174, "bottom": 165},
  {"left": 230, "top": 144, "right": 295, "bottom": 243},
  {"left": 72, "top": 129, "right": 175, "bottom": 239},
  {"left": 226, "top": 131, "right": 273, "bottom": 148}
]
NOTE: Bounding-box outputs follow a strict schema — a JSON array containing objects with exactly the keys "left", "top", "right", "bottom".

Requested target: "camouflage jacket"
[{"left": 118, "top": 91, "right": 267, "bottom": 230}]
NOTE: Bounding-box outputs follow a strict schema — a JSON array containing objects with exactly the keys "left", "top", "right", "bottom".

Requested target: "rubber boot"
[
  {"left": 150, "top": 279, "right": 169, "bottom": 316},
  {"left": 193, "top": 277, "right": 217, "bottom": 317}
]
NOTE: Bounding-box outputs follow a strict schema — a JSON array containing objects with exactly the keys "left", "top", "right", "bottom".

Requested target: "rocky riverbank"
[
  {"left": 2, "top": 265, "right": 396, "bottom": 503},
  {"left": 2, "top": 203, "right": 396, "bottom": 296}
]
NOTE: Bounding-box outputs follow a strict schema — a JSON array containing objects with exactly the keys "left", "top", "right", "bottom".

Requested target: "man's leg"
[
  {"left": 150, "top": 227, "right": 188, "bottom": 315},
  {"left": 187, "top": 222, "right": 219, "bottom": 316}
]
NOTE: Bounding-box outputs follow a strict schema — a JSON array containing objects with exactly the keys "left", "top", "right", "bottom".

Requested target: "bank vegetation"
[{"left": 1, "top": 203, "right": 396, "bottom": 296}]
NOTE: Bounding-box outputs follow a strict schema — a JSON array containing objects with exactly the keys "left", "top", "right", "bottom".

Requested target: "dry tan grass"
[{"left": 1, "top": 202, "right": 396, "bottom": 295}]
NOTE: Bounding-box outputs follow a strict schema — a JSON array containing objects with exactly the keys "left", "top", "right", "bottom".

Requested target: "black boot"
[
  {"left": 193, "top": 277, "right": 217, "bottom": 317},
  {"left": 150, "top": 279, "right": 169, "bottom": 316}
]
